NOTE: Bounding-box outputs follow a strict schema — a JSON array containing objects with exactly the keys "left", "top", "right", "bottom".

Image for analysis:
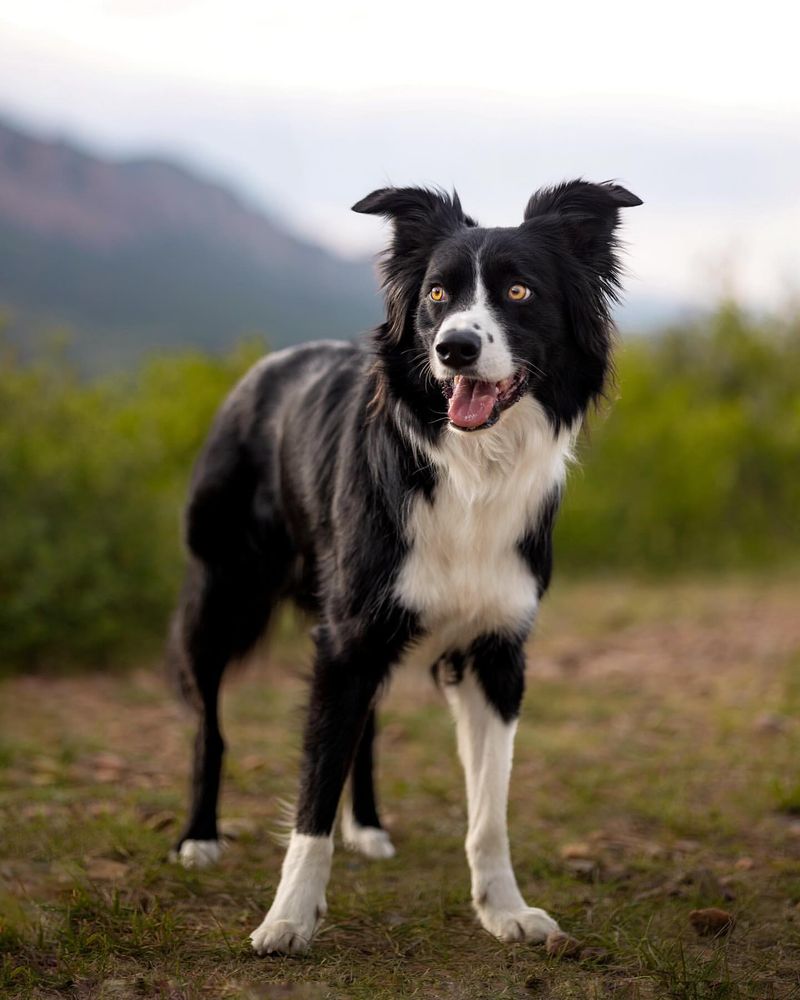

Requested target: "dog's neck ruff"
[{"left": 393, "top": 396, "right": 578, "bottom": 649}]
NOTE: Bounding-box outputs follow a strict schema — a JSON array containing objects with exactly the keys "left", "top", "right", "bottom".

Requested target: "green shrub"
[
  {"left": 557, "top": 301, "right": 800, "bottom": 571},
  {"left": 0, "top": 341, "right": 263, "bottom": 672}
]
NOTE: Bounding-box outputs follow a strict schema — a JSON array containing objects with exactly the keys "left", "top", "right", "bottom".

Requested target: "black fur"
[
  {"left": 350, "top": 708, "right": 382, "bottom": 829},
  {"left": 169, "top": 180, "right": 640, "bottom": 854}
]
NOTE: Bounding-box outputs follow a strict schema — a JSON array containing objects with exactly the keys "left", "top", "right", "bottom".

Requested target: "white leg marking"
[
  {"left": 445, "top": 670, "right": 559, "bottom": 943},
  {"left": 250, "top": 831, "right": 333, "bottom": 956},
  {"left": 340, "top": 807, "right": 396, "bottom": 859},
  {"left": 171, "top": 839, "right": 223, "bottom": 869}
]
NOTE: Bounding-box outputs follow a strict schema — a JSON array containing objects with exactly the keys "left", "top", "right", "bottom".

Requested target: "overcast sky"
[{"left": 1, "top": 0, "right": 798, "bottom": 314}]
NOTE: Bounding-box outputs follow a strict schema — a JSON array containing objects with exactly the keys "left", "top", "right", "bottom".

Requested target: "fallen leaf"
[
  {"left": 689, "top": 907, "right": 735, "bottom": 936},
  {"left": 545, "top": 931, "right": 582, "bottom": 959},
  {"left": 560, "top": 842, "right": 593, "bottom": 860}
]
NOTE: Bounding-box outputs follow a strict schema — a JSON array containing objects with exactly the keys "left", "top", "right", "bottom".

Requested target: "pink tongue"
[{"left": 448, "top": 378, "right": 498, "bottom": 429}]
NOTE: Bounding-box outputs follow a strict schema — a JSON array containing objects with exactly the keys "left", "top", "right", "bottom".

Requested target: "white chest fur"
[{"left": 394, "top": 397, "right": 576, "bottom": 651}]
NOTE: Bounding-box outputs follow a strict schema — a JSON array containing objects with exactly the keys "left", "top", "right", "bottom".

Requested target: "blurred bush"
[
  {"left": 1, "top": 301, "right": 798, "bottom": 673},
  {"left": 557, "top": 301, "right": 800, "bottom": 572},
  {"left": 0, "top": 340, "right": 263, "bottom": 672}
]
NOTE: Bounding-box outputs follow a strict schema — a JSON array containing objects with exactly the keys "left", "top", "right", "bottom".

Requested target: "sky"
[{"left": 1, "top": 0, "right": 798, "bottom": 318}]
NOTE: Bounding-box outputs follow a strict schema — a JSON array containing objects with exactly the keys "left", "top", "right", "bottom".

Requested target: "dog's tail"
[
  {"left": 165, "top": 571, "right": 204, "bottom": 709},
  {"left": 164, "top": 356, "right": 300, "bottom": 708}
]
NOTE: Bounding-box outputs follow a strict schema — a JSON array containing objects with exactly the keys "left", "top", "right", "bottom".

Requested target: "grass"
[{"left": 2, "top": 579, "right": 800, "bottom": 998}]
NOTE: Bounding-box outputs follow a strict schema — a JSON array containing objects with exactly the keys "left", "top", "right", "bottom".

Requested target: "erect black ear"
[
  {"left": 524, "top": 180, "right": 642, "bottom": 368},
  {"left": 352, "top": 186, "right": 476, "bottom": 232},
  {"left": 353, "top": 187, "right": 476, "bottom": 346},
  {"left": 524, "top": 179, "right": 641, "bottom": 270},
  {"left": 524, "top": 179, "right": 642, "bottom": 220}
]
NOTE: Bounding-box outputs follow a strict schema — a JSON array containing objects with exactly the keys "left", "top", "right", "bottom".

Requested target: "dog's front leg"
[
  {"left": 444, "top": 638, "right": 559, "bottom": 943},
  {"left": 250, "top": 630, "right": 389, "bottom": 956}
]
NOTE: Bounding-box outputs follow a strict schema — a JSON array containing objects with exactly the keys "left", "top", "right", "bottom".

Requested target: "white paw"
[
  {"left": 341, "top": 812, "right": 396, "bottom": 860},
  {"left": 250, "top": 911, "right": 322, "bottom": 956},
  {"left": 477, "top": 905, "right": 560, "bottom": 943},
  {"left": 251, "top": 831, "right": 332, "bottom": 955},
  {"left": 170, "top": 839, "right": 223, "bottom": 870}
]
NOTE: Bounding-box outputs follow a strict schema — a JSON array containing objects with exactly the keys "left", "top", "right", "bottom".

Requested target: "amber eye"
[
  {"left": 429, "top": 285, "right": 448, "bottom": 302},
  {"left": 507, "top": 283, "right": 532, "bottom": 302}
]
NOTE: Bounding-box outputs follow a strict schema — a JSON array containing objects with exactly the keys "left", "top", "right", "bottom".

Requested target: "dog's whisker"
[{"left": 519, "top": 359, "right": 547, "bottom": 380}]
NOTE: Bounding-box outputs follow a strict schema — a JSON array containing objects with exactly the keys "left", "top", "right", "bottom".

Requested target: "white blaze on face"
[{"left": 431, "top": 261, "right": 514, "bottom": 383}]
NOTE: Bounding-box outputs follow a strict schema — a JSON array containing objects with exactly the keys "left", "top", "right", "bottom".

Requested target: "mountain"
[
  {"left": 0, "top": 117, "right": 381, "bottom": 368},
  {"left": 0, "top": 115, "right": 682, "bottom": 369}
]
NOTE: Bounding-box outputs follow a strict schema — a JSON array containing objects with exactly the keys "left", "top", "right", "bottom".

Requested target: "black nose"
[{"left": 435, "top": 329, "right": 481, "bottom": 369}]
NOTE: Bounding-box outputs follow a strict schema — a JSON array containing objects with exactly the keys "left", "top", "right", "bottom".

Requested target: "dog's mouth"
[{"left": 441, "top": 369, "right": 529, "bottom": 431}]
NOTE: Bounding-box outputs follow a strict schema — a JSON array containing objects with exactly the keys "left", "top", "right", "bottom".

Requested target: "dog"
[{"left": 167, "top": 179, "right": 641, "bottom": 955}]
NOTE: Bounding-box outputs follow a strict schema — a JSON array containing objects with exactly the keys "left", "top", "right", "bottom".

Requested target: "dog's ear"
[
  {"left": 352, "top": 186, "right": 476, "bottom": 236},
  {"left": 353, "top": 187, "right": 475, "bottom": 345},
  {"left": 524, "top": 180, "right": 641, "bottom": 365},
  {"left": 524, "top": 179, "right": 641, "bottom": 272}
]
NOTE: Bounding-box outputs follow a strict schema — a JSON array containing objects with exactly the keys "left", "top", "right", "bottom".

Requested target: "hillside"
[{"left": 0, "top": 117, "right": 381, "bottom": 367}]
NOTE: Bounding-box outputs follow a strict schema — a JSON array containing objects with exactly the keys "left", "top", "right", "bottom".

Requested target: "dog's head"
[{"left": 354, "top": 180, "right": 641, "bottom": 433}]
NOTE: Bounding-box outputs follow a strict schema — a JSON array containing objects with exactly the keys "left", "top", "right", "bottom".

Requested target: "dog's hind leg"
[
  {"left": 169, "top": 556, "right": 274, "bottom": 868},
  {"left": 341, "top": 708, "right": 396, "bottom": 859},
  {"left": 444, "top": 636, "right": 560, "bottom": 943},
  {"left": 168, "top": 400, "right": 296, "bottom": 869}
]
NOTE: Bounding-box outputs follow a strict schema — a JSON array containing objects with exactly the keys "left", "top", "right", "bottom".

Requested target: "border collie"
[{"left": 167, "top": 179, "right": 641, "bottom": 955}]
